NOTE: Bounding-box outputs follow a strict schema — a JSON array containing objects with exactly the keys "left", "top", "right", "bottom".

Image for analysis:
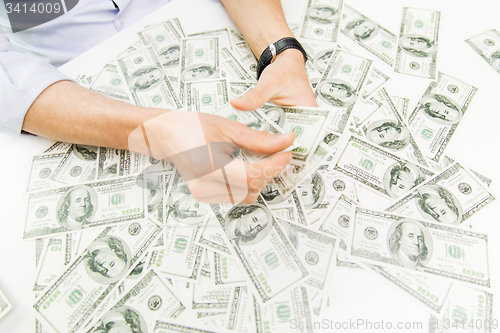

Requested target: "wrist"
[{"left": 256, "top": 37, "right": 307, "bottom": 79}]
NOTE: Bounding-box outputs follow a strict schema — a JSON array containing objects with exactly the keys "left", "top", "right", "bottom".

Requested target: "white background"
[{"left": 0, "top": 0, "right": 499, "bottom": 331}]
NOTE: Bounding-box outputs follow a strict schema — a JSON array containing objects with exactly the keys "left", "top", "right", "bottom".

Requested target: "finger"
[
  {"left": 230, "top": 74, "right": 277, "bottom": 111},
  {"left": 246, "top": 151, "right": 292, "bottom": 191},
  {"left": 229, "top": 124, "right": 295, "bottom": 155}
]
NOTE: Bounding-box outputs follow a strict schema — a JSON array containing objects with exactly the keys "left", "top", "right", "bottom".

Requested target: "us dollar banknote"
[
  {"left": 28, "top": 152, "right": 67, "bottom": 192},
  {"left": 340, "top": 4, "right": 397, "bottom": 66},
  {"left": 362, "top": 263, "right": 453, "bottom": 316},
  {"left": 385, "top": 162, "right": 495, "bottom": 225},
  {"left": 33, "top": 234, "right": 79, "bottom": 292},
  {"left": 155, "top": 173, "right": 208, "bottom": 282},
  {"left": 297, "top": 168, "right": 358, "bottom": 225},
  {"left": 394, "top": 7, "right": 440, "bottom": 79},
  {"left": 209, "top": 251, "right": 246, "bottom": 289},
  {"left": 273, "top": 131, "right": 347, "bottom": 196},
  {"left": 117, "top": 46, "right": 182, "bottom": 109},
  {"left": 261, "top": 185, "right": 307, "bottom": 225},
  {"left": 299, "top": 0, "right": 343, "bottom": 43},
  {"left": 196, "top": 214, "right": 232, "bottom": 255},
  {"left": 34, "top": 220, "right": 161, "bottom": 333},
  {"left": 24, "top": 176, "right": 145, "bottom": 239},
  {"left": 89, "top": 63, "right": 133, "bottom": 104},
  {"left": 317, "top": 194, "right": 356, "bottom": 242},
  {"left": 357, "top": 88, "right": 429, "bottom": 167},
  {"left": 153, "top": 320, "right": 217, "bottom": 333},
  {"left": 466, "top": 29, "right": 500, "bottom": 75},
  {"left": 210, "top": 196, "right": 309, "bottom": 303},
  {"left": 349, "top": 208, "right": 490, "bottom": 287},
  {"left": 333, "top": 136, "right": 434, "bottom": 199},
  {"left": 185, "top": 78, "right": 229, "bottom": 112},
  {"left": 407, "top": 72, "right": 478, "bottom": 164},
  {"left": 429, "top": 285, "right": 494, "bottom": 333},
  {"left": 253, "top": 287, "right": 313, "bottom": 333},
  {"left": 192, "top": 270, "right": 231, "bottom": 311},
  {"left": 87, "top": 269, "right": 185, "bottom": 333},
  {"left": 189, "top": 28, "right": 234, "bottom": 51},
  {"left": 50, "top": 144, "right": 98, "bottom": 185},
  {"left": 225, "top": 287, "right": 253, "bottom": 333},
  {"left": 179, "top": 37, "right": 221, "bottom": 102},
  {"left": 280, "top": 220, "right": 337, "bottom": 291},
  {"left": 0, "top": 289, "right": 12, "bottom": 320},
  {"left": 278, "top": 107, "right": 332, "bottom": 165},
  {"left": 360, "top": 67, "right": 390, "bottom": 100},
  {"left": 315, "top": 49, "right": 372, "bottom": 133}
]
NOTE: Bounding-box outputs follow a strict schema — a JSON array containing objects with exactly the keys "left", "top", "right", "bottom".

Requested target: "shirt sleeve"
[{"left": 0, "top": 26, "right": 72, "bottom": 134}]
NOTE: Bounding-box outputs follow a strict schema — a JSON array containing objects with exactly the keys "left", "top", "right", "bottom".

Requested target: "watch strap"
[{"left": 256, "top": 37, "right": 308, "bottom": 79}]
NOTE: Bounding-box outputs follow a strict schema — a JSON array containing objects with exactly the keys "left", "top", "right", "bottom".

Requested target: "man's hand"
[
  {"left": 129, "top": 111, "right": 295, "bottom": 204},
  {"left": 231, "top": 49, "right": 318, "bottom": 111}
]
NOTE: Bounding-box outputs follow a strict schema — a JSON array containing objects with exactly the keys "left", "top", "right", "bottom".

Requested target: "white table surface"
[{"left": 0, "top": 0, "right": 499, "bottom": 332}]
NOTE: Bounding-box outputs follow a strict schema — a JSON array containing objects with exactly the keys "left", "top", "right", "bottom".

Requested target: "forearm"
[
  {"left": 221, "top": 0, "right": 294, "bottom": 56},
  {"left": 22, "top": 80, "right": 166, "bottom": 150}
]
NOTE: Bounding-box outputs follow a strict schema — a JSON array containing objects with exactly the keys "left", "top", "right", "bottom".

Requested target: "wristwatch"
[{"left": 256, "top": 37, "right": 308, "bottom": 79}]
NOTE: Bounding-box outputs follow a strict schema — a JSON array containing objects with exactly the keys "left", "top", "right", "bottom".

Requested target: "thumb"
[
  {"left": 231, "top": 78, "right": 276, "bottom": 111},
  {"left": 230, "top": 124, "right": 295, "bottom": 155}
]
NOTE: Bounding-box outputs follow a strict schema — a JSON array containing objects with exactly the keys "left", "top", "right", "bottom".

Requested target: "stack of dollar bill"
[{"left": 20, "top": 2, "right": 497, "bottom": 333}]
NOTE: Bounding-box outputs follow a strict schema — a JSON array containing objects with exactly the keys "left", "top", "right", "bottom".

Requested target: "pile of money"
[{"left": 21, "top": 2, "right": 497, "bottom": 333}]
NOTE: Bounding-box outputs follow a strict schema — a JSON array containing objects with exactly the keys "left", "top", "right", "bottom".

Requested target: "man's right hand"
[{"left": 128, "top": 111, "right": 295, "bottom": 204}]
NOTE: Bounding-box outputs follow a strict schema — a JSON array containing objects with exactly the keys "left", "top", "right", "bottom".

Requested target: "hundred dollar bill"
[
  {"left": 50, "top": 144, "right": 98, "bottom": 185},
  {"left": 220, "top": 47, "right": 254, "bottom": 81},
  {"left": 87, "top": 269, "right": 185, "bottom": 333},
  {"left": 0, "top": 289, "right": 12, "bottom": 320},
  {"left": 196, "top": 214, "right": 232, "bottom": 255},
  {"left": 185, "top": 78, "right": 229, "bottom": 112},
  {"left": 210, "top": 196, "right": 309, "bottom": 303},
  {"left": 273, "top": 131, "right": 348, "bottom": 196},
  {"left": 229, "top": 81, "right": 254, "bottom": 99},
  {"left": 179, "top": 37, "right": 221, "bottom": 102},
  {"left": 358, "top": 88, "right": 429, "bottom": 167},
  {"left": 394, "top": 7, "right": 440, "bottom": 79},
  {"left": 280, "top": 221, "right": 337, "bottom": 291},
  {"left": 315, "top": 49, "right": 372, "bottom": 133},
  {"left": 117, "top": 46, "right": 182, "bottom": 109},
  {"left": 210, "top": 102, "right": 288, "bottom": 164},
  {"left": 261, "top": 185, "right": 307, "bottom": 225},
  {"left": 28, "top": 153, "right": 67, "bottom": 192},
  {"left": 225, "top": 287, "right": 253, "bottom": 333},
  {"left": 301, "top": 41, "right": 336, "bottom": 75},
  {"left": 155, "top": 173, "right": 208, "bottom": 282},
  {"left": 392, "top": 96, "right": 409, "bottom": 120},
  {"left": 362, "top": 263, "right": 453, "bottom": 316},
  {"left": 189, "top": 28, "right": 233, "bottom": 52},
  {"left": 429, "top": 285, "right": 494, "bottom": 333},
  {"left": 349, "top": 208, "right": 490, "bottom": 287},
  {"left": 34, "top": 220, "right": 161, "bottom": 333},
  {"left": 333, "top": 136, "right": 434, "bottom": 199},
  {"left": 277, "top": 107, "right": 331, "bottom": 165},
  {"left": 299, "top": 0, "right": 343, "bottom": 43},
  {"left": 360, "top": 67, "right": 390, "bottom": 100},
  {"left": 89, "top": 63, "right": 133, "bottom": 104},
  {"left": 43, "top": 141, "right": 72, "bottom": 154},
  {"left": 385, "top": 162, "right": 495, "bottom": 225},
  {"left": 349, "top": 93, "right": 382, "bottom": 128},
  {"left": 143, "top": 172, "right": 170, "bottom": 225},
  {"left": 341, "top": 5, "right": 397, "bottom": 66},
  {"left": 317, "top": 194, "right": 356, "bottom": 242},
  {"left": 33, "top": 234, "right": 79, "bottom": 292},
  {"left": 209, "top": 252, "right": 246, "bottom": 289},
  {"left": 253, "top": 287, "right": 313, "bottom": 333},
  {"left": 297, "top": 169, "right": 357, "bottom": 225},
  {"left": 153, "top": 320, "right": 219, "bottom": 333},
  {"left": 466, "top": 29, "right": 500, "bottom": 75},
  {"left": 192, "top": 270, "right": 231, "bottom": 311},
  {"left": 96, "top": 147, "right": 121, "bottom": 180},
  {"left": 407, "top": 72, "right": 478, "bottom": 163},
  {"left": 24, "top": 176, "right": 145, "bottom": 238}
]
